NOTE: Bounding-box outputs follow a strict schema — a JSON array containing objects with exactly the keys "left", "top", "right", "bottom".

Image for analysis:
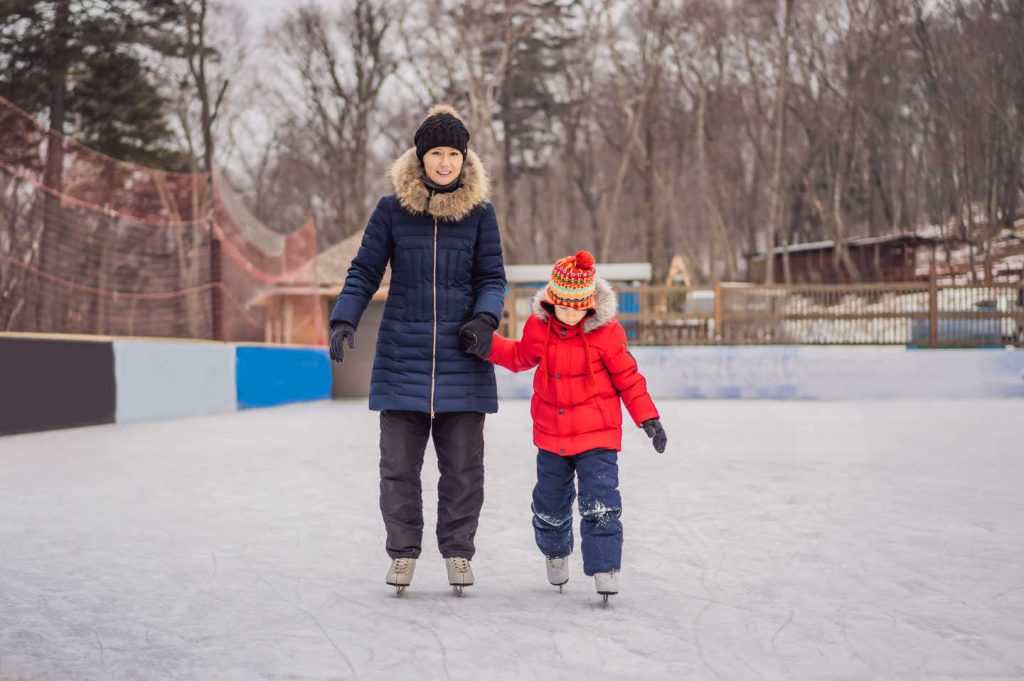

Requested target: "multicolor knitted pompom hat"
[{"left": 546, "top": 250, "right": 597, "bottom": 310}]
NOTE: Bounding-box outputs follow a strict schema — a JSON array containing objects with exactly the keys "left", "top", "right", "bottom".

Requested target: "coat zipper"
[{"left": 430, "top": 216, "right": 438, "bottom": 419}]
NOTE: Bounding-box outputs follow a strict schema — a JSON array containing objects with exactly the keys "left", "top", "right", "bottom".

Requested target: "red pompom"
[{"left": 575, "top": 250, "right": 595, "bottom": 269}]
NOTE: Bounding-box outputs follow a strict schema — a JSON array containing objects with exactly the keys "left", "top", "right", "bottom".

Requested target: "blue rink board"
[{"left": 236, "top": 346, "right": 332, "bottom": 409}]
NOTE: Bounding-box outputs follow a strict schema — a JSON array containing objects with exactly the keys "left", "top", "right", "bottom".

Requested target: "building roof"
[
  {"left": 749, "top": 234, "right": 938, "bottom": 259},
  {"left": 247, "top": 229, "right": 391, "bottom": 307},
  {"left": 272, "top": 229, "right": 392, "bottom": 287},
  {"left": 505, "top": 262, "right": 652, "bottom": 283},
  {"left": 310, "top": 231, "right": 388, "bottom": 286}
]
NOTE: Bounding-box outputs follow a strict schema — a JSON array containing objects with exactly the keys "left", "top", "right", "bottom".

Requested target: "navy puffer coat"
[{"left": 330, "top": 144, "right": 506, "bottom": 414}]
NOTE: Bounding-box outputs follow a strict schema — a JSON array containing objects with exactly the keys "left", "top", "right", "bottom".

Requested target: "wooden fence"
[{"left": 500, "top": 280, "right": 1024, "bottom": 347}]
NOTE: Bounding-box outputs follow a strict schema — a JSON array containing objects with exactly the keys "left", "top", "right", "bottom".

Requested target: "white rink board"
[
  {"left": 113, "top": 340, "right": 236, "bottom": 423},
  {"left": 497, "top": 346, "right": 1024, "bottom": 400}
]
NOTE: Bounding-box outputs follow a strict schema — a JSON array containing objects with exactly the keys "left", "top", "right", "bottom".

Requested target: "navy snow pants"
[{"left": 531, "top": 447, "right": 622, "bottom": 575}]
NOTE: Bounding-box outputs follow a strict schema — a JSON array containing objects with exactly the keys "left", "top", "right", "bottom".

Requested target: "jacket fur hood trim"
[
  {"left": 531, "top": 278, "right": 617, "bottom": 333},
  {"left": 390, "top": 146, "right": 489, "bottom": 221}
]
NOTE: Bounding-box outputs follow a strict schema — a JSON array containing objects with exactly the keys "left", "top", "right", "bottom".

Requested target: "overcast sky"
[
  {"left": 241, "top": 0, "right": 292, "bottom": 24},
  {"left": 241, "top": 0, "right": 319, "bottom": 31}
]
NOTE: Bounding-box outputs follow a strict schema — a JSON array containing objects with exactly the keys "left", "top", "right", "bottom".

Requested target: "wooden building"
[
  {"left": 746, "top": 234, "right": 937, "bottom": 284},
  {"left": 249, "top": 230, "right": 390, "bottom": 346}
]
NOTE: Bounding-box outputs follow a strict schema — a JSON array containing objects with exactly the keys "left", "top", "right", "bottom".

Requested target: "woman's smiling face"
[{"left": 422, "top": 146, "right": 464, "bottom": 186}]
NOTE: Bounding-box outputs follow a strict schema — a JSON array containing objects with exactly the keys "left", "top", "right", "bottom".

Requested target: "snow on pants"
[
  {"left": 532, "top": 447, "right": 622, "bottom": 575},
  {"left": 379, "top": 410, "right": 485, "bottom": 560}
]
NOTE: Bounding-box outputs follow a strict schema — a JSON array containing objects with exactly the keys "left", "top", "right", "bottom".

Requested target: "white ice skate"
[
  {"left": 594, "top": 571, "right": 618, "bottom": 605},
  {"left": 546, "top": 556, "right": 569, "bottom": 592},
  {"left": 445, "top": 557, "right": 474, "bottom": 596},
  {"left": 386, "top": 557, "right": 416, "bottom": 596}
]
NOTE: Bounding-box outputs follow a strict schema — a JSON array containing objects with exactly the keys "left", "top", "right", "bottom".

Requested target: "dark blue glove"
[
  {"left": 459, "top": 313, "right": 498, "bottom": 357},
  {"left": 642, "top": 418, "right": 667, "bottom": 453},
  {"left": 329, "top": 322, "right": 356, "bottom": 363}
]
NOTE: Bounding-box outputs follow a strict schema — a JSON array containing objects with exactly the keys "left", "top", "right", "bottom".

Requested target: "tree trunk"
[
  {"left": 38, "top": 0, "right": 72, "bottom": 331},
  {"left": 696, "top": 81, "right": 737, "bottom": 281},
  {"left": 186, "top": 0, "right": 213, "bottom": 338},
  {"left": 765, "top": 0, "right": 794, "bottom": 284}
]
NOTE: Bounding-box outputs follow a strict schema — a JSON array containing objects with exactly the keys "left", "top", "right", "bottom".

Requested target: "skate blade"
[
  {"left": 395, "top": 586, "right": 406, "bottom": 597},
  {"left": 452, "top": 585, "right": 465, "bottom": 597}
]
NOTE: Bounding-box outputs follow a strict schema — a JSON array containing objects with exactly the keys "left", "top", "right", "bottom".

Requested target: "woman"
[{"left": 328, "top": 105, "right": 506, "bottom": 595}]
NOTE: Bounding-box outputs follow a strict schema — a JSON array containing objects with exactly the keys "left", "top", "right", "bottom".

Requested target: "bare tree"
[
  {"left": 764, "top": 0, "right": 794, "bottom": 283},
  {"left": 238, "top": 0, "right": 1023, "bottom": 284},
  {"left": 279, "top": 0, "right": 397, "bottom": 246}
]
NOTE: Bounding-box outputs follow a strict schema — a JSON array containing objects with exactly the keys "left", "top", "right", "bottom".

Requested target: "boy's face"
[{"left": 554, "top": 305, "right": 587, "bottom": 326}]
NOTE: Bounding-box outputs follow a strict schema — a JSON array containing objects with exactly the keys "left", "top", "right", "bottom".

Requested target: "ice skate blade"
[
  {"left": 452, "top": 585, "right": 465, "bottom": 597},
  {"left": 601, "top": 594, "right": 609, "bottom": 606},
  {"left": 394, "top": 586, "right": 405, "bottom": 597}
]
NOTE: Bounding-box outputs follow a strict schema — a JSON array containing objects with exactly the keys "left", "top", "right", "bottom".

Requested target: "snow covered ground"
[{"left": 1, "top": 399, "right": 1023, "bottom": 681}]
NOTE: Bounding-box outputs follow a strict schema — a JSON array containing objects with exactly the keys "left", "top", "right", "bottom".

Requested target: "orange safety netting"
[{"left": 0, "top": 95, "right": 325, "bottom": 344}]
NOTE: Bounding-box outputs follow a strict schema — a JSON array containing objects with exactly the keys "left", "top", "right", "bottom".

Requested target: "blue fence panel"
[
  {"left": 909, "top": 316, "right": 1002, "bottom": 348},
  {"left": 618, "top": 290, "right": 640, "bottom": 339}
]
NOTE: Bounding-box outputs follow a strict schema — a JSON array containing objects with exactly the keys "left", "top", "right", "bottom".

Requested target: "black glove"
[
  {"left": 641, "top": 418, "right": 667, "bottom": 453},
  {"left": 459, "top": 313, "right": 498, "bottom": 357},
  {"left": 329, "top": 322, "right": 356, "bottom": 363}
]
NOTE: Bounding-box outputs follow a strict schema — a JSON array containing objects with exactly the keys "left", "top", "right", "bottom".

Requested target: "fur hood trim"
[
  {"left": 531, "top": 278, "right": 617, "bottom": 333},
  {"left": 389, "top": 146, "right": 489, "bottom": 221}
]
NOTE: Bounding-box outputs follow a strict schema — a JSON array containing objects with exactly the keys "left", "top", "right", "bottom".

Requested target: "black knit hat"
[{"left": 414, "top": 104, "right": 470, "bottom": 163}]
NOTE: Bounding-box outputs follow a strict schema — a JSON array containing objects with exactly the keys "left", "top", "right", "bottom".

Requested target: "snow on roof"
[
  {"left": 751, "top": 233, "right": 935, "bottom": 258},
  {"left": 506, "top": 262, "right": 652, "bottom": 283}
]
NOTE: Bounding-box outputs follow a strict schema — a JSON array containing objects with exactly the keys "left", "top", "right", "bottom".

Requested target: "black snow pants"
[{"left": 379, "top": 410, "right": 485, "bottom": 560}]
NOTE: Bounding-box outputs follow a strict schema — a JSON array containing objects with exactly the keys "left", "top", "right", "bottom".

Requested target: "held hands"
[
  {"left": 641, "top": 418, "right": 667, "bottom": 453},
  {"left": 329, "top": 322, "right": 356, "bottom": 363},
  {"left": 459, "top": 313, "right": 498, "bottom": 357}
]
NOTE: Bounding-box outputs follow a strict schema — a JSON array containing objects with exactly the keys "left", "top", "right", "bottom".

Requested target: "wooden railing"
[{"left": 499, "top": 281, "right": 1024, "bottom": 347}]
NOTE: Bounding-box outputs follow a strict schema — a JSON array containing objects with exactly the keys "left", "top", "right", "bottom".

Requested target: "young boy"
[{"left": 461, "top": 250, "right": 668, "bottom": 599}]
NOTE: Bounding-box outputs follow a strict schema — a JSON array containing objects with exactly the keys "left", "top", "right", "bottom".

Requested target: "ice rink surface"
[{"left": 1, "top": 399, "right": 1023, "bottom": 681}]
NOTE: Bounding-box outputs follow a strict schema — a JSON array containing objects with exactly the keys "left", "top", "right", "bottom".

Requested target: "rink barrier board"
[
  {"left": 0, "top": 335, "right": 332, "bottom": 436},
  {"left": 495, "top": 346, "right": 1024, "bottom": 400},
  {"left": 0, "top": 336, "right": 117, "bottom": 436},
  {"left": 235, "top": 345, "right": 333, "bottom": 409},
  {"left": 3, "top": 335, "right": 1023, "bottom": 437},
  {"left": 113, "top": 340, "right": 237, "bottom": 423}
]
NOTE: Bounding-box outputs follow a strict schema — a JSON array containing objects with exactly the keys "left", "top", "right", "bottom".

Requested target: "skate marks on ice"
[{"left": 1, "top": 400, "right": 1024, "bottom": 680}]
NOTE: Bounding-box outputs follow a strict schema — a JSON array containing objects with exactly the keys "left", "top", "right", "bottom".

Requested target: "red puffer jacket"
[{"left": 488, "top": 279, "right": 659, "bottom": 456}]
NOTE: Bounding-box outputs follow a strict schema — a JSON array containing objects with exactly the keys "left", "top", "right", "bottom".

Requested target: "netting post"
[
  {"left": 928, "top": 269, "right": 938, "bottom": 349},
  {"left": 210, "top": 235, "right": 223, "bottom": 341},
  {"left": 714, "top": 281, "right": 723, "bottom": 342}
]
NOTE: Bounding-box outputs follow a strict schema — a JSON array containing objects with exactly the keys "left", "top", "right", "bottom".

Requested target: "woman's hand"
[
  {"left": 459, "top": 314, "right": 498, "bottom": 357},
  {"left": 329, "top": 322, "right": 356, "bottom": 362}
]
